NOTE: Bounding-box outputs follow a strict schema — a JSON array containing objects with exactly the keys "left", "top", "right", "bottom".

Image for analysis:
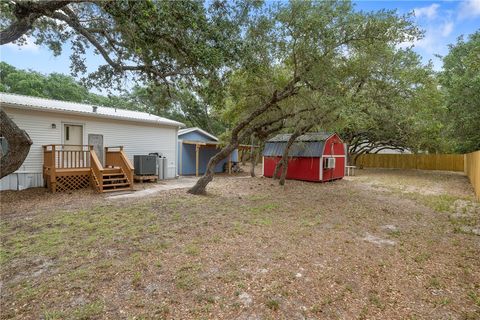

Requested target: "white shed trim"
[{"left": 178, "top": 127, "right": 219, "bottom": 141}]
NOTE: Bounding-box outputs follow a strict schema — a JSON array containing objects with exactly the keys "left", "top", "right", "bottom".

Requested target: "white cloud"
[
  {"left": 413, "top": 33, "right": 437, "bottom": 53},
  {"left": 414, "top": 3, "right": 440, "bottom": 20},
  {"left": 4, "top": 35, "right": 39, "bottom": 52},
  {"left": 459, "top": 0, "right": 480, "bottom": 19},
  {"left": 441, "top": 21, "right": 454, "bottom": 37},
  {"left": 398, "top": 27, "right": 448, "bottom": 54}
]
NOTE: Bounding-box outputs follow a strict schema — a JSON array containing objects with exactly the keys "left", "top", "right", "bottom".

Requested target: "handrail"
[
  {"left": 119, "top": 150, "right": 134, "bottom": 188},
  {"left": 43, "top": 144, "right": 91, "bottom": 147},
  {"left": 90, "top": 148, "right": 104, "bottom": 170},
  {"left": 90, "top": 147, "right": 104, "bottom": 192},
  {"left": 119, "top": 150, "right": 134, "bottom": 170},
  {"left": 43, "top": 144, "right": 91, "bottom": 153},
  {"left": 105, "top": 147, "right": 134, "bottom": 189}
]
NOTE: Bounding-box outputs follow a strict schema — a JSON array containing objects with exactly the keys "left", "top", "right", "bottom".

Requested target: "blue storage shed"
[{"left": 178, "top": 127, "right": 238, "bottom": 176}]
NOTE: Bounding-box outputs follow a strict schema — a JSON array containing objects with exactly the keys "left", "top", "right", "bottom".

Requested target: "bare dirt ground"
[{"left": 1, "top": 169, "right": 479, "bottom": 320}]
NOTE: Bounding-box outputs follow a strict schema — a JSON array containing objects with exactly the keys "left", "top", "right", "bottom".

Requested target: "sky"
[
  {"left": 1, "top": 0, "right": 479, "bottom": 95},
  {"left": 355, "top": 0, "right": 480, "bottom": 70}
]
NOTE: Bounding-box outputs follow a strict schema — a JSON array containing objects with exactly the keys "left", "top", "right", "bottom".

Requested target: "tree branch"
[{"left": 0, "top": 0, "right": 73, "bottom": 45}]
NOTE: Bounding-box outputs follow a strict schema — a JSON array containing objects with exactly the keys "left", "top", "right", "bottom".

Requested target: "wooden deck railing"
[
  {"left": 105, "top": 146, "right": 134, "bottom": 189},
  {"left": 43, "top": 144, "right": 91, "bottom": 169}
]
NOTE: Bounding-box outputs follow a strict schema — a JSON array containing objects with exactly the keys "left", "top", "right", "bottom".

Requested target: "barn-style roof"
[
  {"left": 267, "top": 132, "right": 333, "bottom": 142},
  {"left": 263, "top": 132, "right": 335, "bottom": 157}
]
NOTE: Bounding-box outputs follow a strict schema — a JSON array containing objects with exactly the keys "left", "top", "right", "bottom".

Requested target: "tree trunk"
[
  {"left": 272, "top": 156, "right": 283, "bottom": 179},
  {"left": 249, "top": 135, "right": 256, "bottom": 177},
  {"left": 250, "top": 155, "right": 256, "bottom": 177},
  {"left": 0, "top": 108, "right": 33, "bottom": 178},
  {"left": 352, "top": 148, "right": 371, "bottom": 166},
  {"left": 277, "top": 124, "right": 315, "bottom": 185},
  {"left": 352, "top": 153, "right": 361, "bottom": 165},
  {"left": 277, "top": 130, "right": 305, "bottom": 185},
  {"left": 279, "top": 160, "right": 288, "bottom": 185},
  {"left": 187, "top": 142, "right": 238, "bottom": 195}
]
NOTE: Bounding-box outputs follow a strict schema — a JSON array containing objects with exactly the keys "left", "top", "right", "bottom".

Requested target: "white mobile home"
[{"left": 0, "top": 93, "right": 184, "bottom": 191}]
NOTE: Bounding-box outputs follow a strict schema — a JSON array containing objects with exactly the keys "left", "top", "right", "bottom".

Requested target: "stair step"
[
  {"left": 103, "top": 182, "right": 130, "bottom": 187},
  {"left": 102, "top": 187, "right": 132, "bottom": 193},
  {"left": 103, "top": 173, "right": 125, "bottom": 177},
  {"left": 103, "top": 167, "right": 121, "bottom": 172},
  {"left": 103, "top": 177, "right": 128, "bottom": 182}
]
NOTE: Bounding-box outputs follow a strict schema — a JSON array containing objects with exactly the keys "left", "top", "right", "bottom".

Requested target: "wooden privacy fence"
[
  {"left": 465, "top": 151, "right": 480, "bottom": 201},
  {"left": 355, "top": 152, "right": 480, "bottom": 200},
  {"left": 355, "top": 154, "right": 465, "bottom": 172}
]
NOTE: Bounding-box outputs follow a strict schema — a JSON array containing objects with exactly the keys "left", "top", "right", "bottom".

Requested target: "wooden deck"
[{"left": 43, "top": 145, "right": 134, "bottom": 193}]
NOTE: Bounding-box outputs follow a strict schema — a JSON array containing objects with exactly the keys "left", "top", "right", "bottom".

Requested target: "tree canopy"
[
  {"left": 337, "top": 45, "right": 448, "bottom": 159},
  {"left": 0, "top": 62, "right": 135, "bottom": 109},
  {"left": 1, "top": 1, "right": 250, "bottom": 87},
  {"left": 440, "top": 31, "right": 480, "bottom": 153}
]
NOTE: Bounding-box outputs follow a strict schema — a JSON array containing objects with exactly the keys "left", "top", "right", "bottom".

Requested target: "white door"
[
  {"left": 64, "top": 124, "right": 83, "bottom": 146},
  {"left": 63, "top": 124, "right": 83, "bottom": 167}
]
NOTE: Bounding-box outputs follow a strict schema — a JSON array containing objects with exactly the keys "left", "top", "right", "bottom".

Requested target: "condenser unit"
[
  {"left": 134, "top": 155, "right": 157, "bottom": 175},
  {"left": 324, "top": 157, "right": 336, "bottom": 169}
]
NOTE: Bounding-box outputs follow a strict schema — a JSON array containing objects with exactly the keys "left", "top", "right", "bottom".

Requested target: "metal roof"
[
  {"left": 263, "top": 132, "right": 336, "bottom": 157},
  {"left": 263, "top": 141, "right": 325, "bottom": 157},
  {"left": 267, "top": 132, "right": 333, "bottom": 142},
  {"left": 0, "top": 92, "right": 185, "bottom": 127},
  {"left": 178, "top": 127, "right": 219, "bottom": 141}
]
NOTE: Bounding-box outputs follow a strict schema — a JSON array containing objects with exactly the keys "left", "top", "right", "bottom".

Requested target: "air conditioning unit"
[
  {"left": 324, "top": 157, "right": 336, "bottom": 169},
  {"left": 134, "top": 155, "right": 157, "bottom": 175}
]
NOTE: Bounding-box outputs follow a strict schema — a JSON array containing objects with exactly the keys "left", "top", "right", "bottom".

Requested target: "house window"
[{"left": 66, "top": 126, "right": 70, "bottom": 141}]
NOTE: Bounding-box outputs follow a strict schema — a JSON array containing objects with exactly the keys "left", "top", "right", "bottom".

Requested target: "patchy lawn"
[{"left": 1, "top": 169, "right": 479, "bottom": 319}]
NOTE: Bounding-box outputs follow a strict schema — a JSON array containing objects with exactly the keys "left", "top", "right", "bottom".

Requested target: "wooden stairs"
[{"left": 98, "top": 167, "right": 133, "bottom": 192}]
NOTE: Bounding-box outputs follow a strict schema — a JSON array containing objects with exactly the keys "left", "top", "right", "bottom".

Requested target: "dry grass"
[{"left": 1, "top": 169, "right": 479, "bottom": 319}]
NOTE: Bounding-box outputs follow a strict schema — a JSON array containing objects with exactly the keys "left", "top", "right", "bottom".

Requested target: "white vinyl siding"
[{"left": 1, "top": 106, "right": 179, "bottom": 190}]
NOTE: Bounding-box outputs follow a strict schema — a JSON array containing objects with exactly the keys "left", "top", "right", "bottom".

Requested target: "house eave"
[{"left": 2, "top": 102, "right": 185, "bottom": 128}]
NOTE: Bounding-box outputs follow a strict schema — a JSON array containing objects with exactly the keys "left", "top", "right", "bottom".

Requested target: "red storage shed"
[{"left": 262, "top": 132, "right": 346, "bottom": 182}]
